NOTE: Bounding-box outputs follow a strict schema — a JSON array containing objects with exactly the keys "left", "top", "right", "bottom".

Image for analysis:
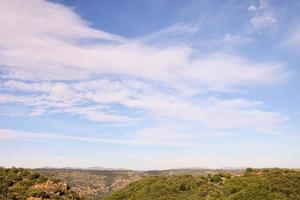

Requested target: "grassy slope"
[{"left": 104, "top": 168, "right": 300, "bottom": 200}]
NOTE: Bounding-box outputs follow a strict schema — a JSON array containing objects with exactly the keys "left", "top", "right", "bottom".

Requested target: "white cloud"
[
  {"left": 0, "top": 0, "right": 289, "bottom": 136},
  {"left": 0, "top": 0, "right": 124, "bottom": 42},
  {"left": 0, "top": 79, "right": 287, "bottom": 132},
  {"left": 248, "top": 0, "right": 277, "bottom": 29},
  {"left": 0, "top": 0, "right": 285, "bottom": 90},
  {"left": 0, "top": 81, "right": 129, "bottom": 122}
]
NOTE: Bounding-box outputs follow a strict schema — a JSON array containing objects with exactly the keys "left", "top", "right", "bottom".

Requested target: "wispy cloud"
[
  {"left": 248, "top": 0, "right": 277, "bottom": 30},
  {"left": 141, "top": 23, "right": 199, "bottom": 45},
  {"left": 0, "top": 0, "right": 285, "bottom": 87},
  {"left": 0, "top": 128, "right": 135, "bottom": 145},
  {"left": 0, "top": 128, "right": 213, "bottom": 147},
  {"left": 0, "top": 0, "right": 290, "bottom": 139},
  {"left": 0, "top": 79, "right": 287, "bottom": 132},
  {"left": 212, "top": 33, "right": 252, "bottom": 46}
]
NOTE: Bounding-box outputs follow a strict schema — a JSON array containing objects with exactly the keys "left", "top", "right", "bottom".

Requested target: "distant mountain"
[
  {"left": 87, "top": 166, "right": 128, "bottom": 171},
  {"left": 221, "top": 166, "right": 247, "bottom": 170},
  {"left": 40, "top": 166, "right": 128, "bottom": 171}
]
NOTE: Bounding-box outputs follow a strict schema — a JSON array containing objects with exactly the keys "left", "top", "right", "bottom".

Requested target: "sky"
[{"left": 0, "top": 0, "right": 300, "bottom": 170}]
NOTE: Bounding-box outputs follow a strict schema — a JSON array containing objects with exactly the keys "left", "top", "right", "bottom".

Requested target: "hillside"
[
  {"left": 104, "top": 168, "right": 300, "bottom": 200},
  {"left": 34, "top": 169, "right": 145, "bottom": 199},
  {"left": 2, "top": 167, "right": 300, "bottom": 200},
  {"left": 34, "top": 168, "right": 243, "bottom": 199},
  {"left": 0, "top": 167, "right": 81, "bottom": 200}
]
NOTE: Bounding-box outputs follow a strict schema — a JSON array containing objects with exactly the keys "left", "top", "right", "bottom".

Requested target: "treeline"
[
  {"left": 104, "top": 168, "right": 300, "bottom": 200},
  {"left": 0, "top": 167, "right": 81, "bottom": 200}
]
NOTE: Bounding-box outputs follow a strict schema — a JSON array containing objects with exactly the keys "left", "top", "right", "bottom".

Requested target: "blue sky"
[{"left": 0, "top": 0, "right": 300, "bottom": 170}]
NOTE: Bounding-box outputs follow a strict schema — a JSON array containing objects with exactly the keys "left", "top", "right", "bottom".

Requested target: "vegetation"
[
  {"left": 4, "top": 167, "right": 299, "bottom": 200},
  {"left": 104, "top": 168, "right": 300, "bottom": 200},
  {"left": 0, "top": 167, "right": 81, "bottom": 200},
  {"left": 34, "top": 169, "right": 146, "bottom": 199},
  {"left": 34, "top": 168, "right": 242, "bottom": 199}
]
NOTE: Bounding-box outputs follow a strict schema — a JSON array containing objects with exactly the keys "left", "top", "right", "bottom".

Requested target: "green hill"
[
  {"left": 104, "top": 168, "right": 300, "bottom": 200},
  {"left": 0, "top": 167, "right": 81, "bottom": 200}
]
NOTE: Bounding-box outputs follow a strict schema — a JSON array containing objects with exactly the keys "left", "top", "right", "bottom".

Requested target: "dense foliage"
[
  {"left": 104, "top": 168, "right": 300, "bottom": 200},
  {"left": 0, "top": 167, "right": 81, "bottom": 200}
]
